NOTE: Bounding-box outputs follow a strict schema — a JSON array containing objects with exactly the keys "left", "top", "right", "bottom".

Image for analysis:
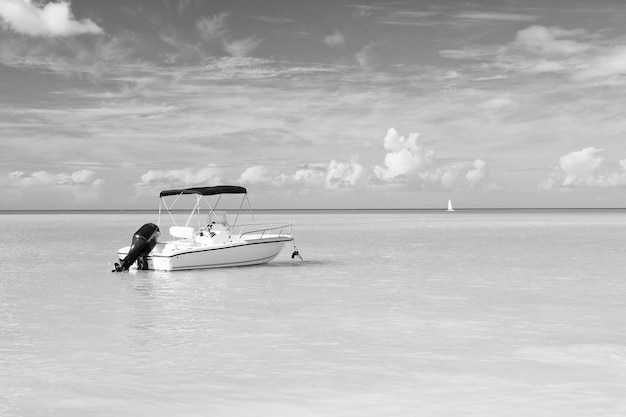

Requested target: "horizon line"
[{"left": 1, "top": 207, "right": 625, "bottom": 213}]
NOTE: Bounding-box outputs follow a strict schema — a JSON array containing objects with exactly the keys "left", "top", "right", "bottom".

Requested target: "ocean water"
[{"left": 1, "top": 210, "right": 626, "bottom": 417}]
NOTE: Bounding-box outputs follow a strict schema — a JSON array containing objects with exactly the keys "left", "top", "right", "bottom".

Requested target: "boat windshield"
[{"left": 207, "top": 211, "right": 230, "bottom": 227}]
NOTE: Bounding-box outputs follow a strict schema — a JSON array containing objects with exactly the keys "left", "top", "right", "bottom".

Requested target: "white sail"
[{"left": 447, "top": 199, "right": 455, "bottom": 211}]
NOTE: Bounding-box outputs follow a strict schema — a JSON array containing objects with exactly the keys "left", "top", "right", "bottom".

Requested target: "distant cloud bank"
[
  {"left": 374, "top": 128, "right": 489, "bottom": 190},
  {"left": 540, "top": 147, "right": 626, "bottom": 190},
  {"left": 1, "top": 169, "right": 104, "bottom": 206},
  {"left": 131, "top": 128, "right": 493, "bottom": 195}
]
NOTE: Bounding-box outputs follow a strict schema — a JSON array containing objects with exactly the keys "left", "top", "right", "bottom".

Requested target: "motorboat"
[{"left": 113, "top": 185, "right": 299, "bottom": 272}]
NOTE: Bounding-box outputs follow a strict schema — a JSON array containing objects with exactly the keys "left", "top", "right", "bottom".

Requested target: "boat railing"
[{"left": 236, "top": 223, "right": 293, "bottom": 240}]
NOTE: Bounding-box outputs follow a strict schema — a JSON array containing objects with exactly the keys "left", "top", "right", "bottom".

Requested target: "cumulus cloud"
[
  {"left": 238, "top": 166, "right": 274, "bottom": 185},
  {"left": 248, "top": 160, "right": 364, "bottom": 190},
  {"left": 374, "top": 128, "right": 434, "bottom": 180},
  {"left": 559, "top": 147, "right": 605, "bottom": 186},
  {"left": 6, "top": 169, "right": 103, "bottom": 188},
  {"left": 325, "top": 159, "right": 364, "bottom": 189},
  {"left": 137, "top": 165, "right": 225, "bottom": 191},
  {"left": 539, "top": 147, "right": 626, "bottom": 189},
  {"left": 374, "top": 128, "right": 490, "bottom": 190},
  {"left": 466, "top": 159, "right": 487, "bottom": 185},
  {"left": 290, "top": 167, "right": 325, "bottom": 187},
  {"left": 1, "top": 169, "right": 104, "bottom": 204},
  {"left": 132, "top": 128, "right": 489, "bottom": 198},
  {"left": 0, "top": 0, "right": 103, "bottom": 36},
  {"left": 514, "top": 25, "right": 590, "bottom": 56},
  {"left": 140, "top": 161, "right": 363, "bottom": 193}
]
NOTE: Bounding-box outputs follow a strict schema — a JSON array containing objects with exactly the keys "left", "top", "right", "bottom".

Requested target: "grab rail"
[{"left": 236, "top": 223, "right": 292, "bottom": 240}]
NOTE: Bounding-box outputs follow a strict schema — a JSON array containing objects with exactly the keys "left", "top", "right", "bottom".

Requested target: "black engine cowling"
[{"left": 113, "top": 223, "right": 160, "bottom": 272}]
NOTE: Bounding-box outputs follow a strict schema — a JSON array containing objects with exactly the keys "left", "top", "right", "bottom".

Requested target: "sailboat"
[{"left": 447, "top": 199, "right": 455, "bottom": 212}]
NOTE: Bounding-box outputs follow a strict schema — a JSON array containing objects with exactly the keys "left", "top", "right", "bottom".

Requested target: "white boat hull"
[
  {"left": 112, "top": 186, "right": 298, "bottom": 273},
  {"left": 118, "top": 236, "right": 292, "bottom": 271}
]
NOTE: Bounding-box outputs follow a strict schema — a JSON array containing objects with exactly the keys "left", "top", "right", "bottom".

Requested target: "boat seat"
[{"left": 169, "top": 226, "right": 196, "bottom": 239}]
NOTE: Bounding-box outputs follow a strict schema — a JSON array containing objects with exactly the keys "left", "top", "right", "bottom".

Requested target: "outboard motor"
[{"left": 113, "top": 223, "right": 160, "bottom": 272}]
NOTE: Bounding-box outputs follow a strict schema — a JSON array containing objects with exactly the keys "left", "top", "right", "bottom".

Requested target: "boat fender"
[{"left": 291, "top": 245, "right": 303, "bottom": 261}]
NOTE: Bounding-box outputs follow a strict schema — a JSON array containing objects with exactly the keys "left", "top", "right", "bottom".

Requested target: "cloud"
[
  {"left": 356, "top": 42, "right": 383, "bottom": 70},
  {"left": 196, "top": 13, "right": 262, "bottom": 57},
  {"left": 539, "top": 147, "right": 626, "bottom": 189},
  {"left": 126, "top": 127, "right": 491, "bottom": 200},
  {"left": 0, "top": 0, "right": 102, "bottom": 36},
  {"left": 374, "top": 128, "right": 491, "bottom": 190},
  {"left": 575, "top": 46, "right": 626, "bottom": 80},
  {"left": 442, "top": 24, "right": 626, "bottom": 82},
  {"left": 252, "top": 15, "right": 294, "bottom": 24},
  {"left": 1, "top": 169, "right": 104, "bottom": 204},
  {"left": 242, "top": 160, "right": 364, "bottom": 191},
  {"left": 454, "top": 12, "right": 537, "bottom": 22},
  {"left": 374, "top": 128, "right": 434, "bottom": 180},
  {"left": 439, "top": 45, "right": 502, "bottom": 61},
  {"left": 524, "top": 60, "right": 568, "bottom": 74},
  {"left": 514, "top": 26, "right": 590, "bottom": 56},
  {"left": 466, "top": 159, "right": 487, "bottom": 186},
  {"left": 6, "top": 169, "right": 102, "bottom": 188},
  {"left": 559, "top": 147, "right": 605, "bottom": 186},
  {"left": 0, "top": 25, "right": 139, "bottom": 80},
  {"left": 325, "top": 159, "right": 364, "bottom": 189},
  {"left": 289, "top": 167, "right": 325, "bottom": 187},
  {"left": 196, "top": 12, "right": 229, "bottom": 40},
  {"left": 232, "top": 130, "right": 490, "bottom": 193},
  {"left": 324, "top": 31, "right": 345, "bottom": 47},
  {"left": 176, "top": 0, "right": 193, "bottom": 14},
  {"left": 238, "top": 166, "right": 274, "bottom": 185},
  {"left": 478, "top": 97, "right": 514, "bottom": 110},
  {"left": 374, "top": 10, "right": 438, "bottom": 26},
  {"left": 137, "top": 165, "right": 225, "bottom": 191},
  {"left": 223, "top": 37, "right": 262, "bottom": 57}
]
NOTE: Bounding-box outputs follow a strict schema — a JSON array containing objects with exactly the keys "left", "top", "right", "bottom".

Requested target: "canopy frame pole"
[
  {"left": 230, "top": 194, "right": 247, "bottom": 237},
  {"left": 201, "top": 195, "right": 216, "bottom": 224},
  {"left": 185, "top": 194, "right": 202, "bottom": 227},
  {"left": 161, "top": 195, "right": 182, "bottom": 226},
  {"left": 158, "top": 200, "right": 162, "bottom": 227},
  {"left": 246, "top": 194, "right": 255, "bottom": 223}
]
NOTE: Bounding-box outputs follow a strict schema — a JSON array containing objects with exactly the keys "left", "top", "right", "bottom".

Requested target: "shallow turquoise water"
[{"left": 2, "top": 210, "right": 626, "bottom": 416}]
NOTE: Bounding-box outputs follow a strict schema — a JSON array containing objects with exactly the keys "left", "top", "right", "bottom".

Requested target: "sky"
[{"left": 1, "top": 0, "right": 626, "bottom": 209}]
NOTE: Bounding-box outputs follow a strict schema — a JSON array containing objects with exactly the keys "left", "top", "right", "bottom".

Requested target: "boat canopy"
[{"left": 159, "top": 186, "right": 247, "bottom": 197}]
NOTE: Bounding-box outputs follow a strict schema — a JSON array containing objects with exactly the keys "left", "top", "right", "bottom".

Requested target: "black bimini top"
[{"left": 159, "top": 185, "right": 247, "bottom": 197}]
